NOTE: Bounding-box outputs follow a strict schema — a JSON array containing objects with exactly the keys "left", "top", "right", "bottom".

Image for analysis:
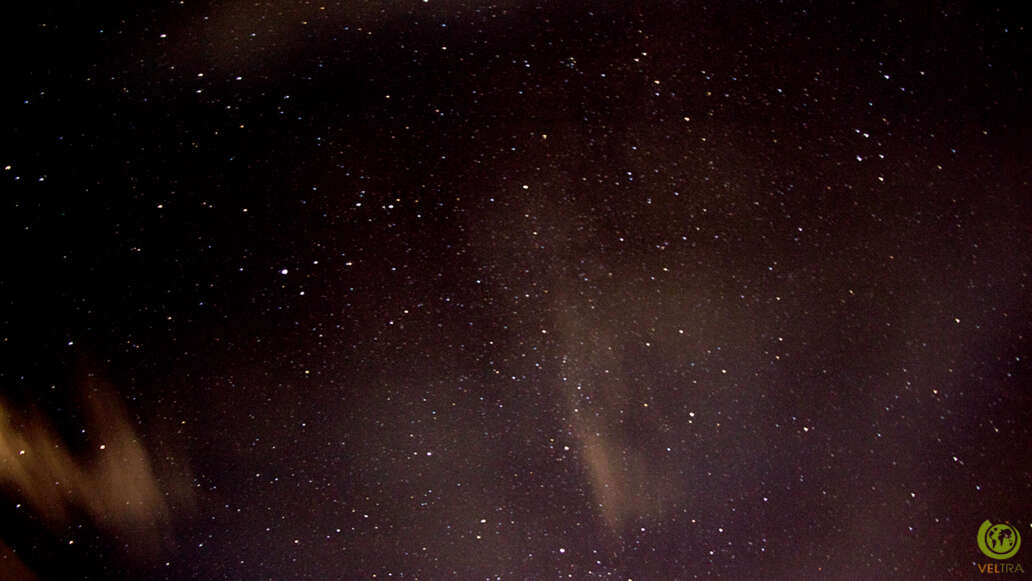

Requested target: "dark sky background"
[{"left": 1, "top": 1, "right": 1030, "bottom": 579}]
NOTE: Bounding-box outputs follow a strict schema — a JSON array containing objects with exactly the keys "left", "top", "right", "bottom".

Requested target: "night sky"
[{"left": 1, "top": 1, "right": 1030, "bottom": 579}]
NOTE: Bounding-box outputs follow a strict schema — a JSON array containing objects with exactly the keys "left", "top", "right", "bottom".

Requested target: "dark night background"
[{"left": 1, "top": 1, "right": 1030, "bottom": 579}]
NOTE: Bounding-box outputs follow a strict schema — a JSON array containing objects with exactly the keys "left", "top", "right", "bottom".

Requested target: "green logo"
[{"left": 978, "top": 520, "right": 1022, "bottom": 560}]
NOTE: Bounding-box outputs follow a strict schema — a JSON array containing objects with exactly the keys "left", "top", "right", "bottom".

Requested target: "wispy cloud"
[{"left": 0, "top": 378, "right": 193, "bottom": 558}]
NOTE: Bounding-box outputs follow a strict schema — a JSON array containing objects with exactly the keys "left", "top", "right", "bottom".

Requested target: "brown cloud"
[
  {"left": 0, "top": 378, "right": 192, "bottom": 554},
  {"left": 0, "top": 539, "right": 36, "bottom": 581},
  {"left": 555, "top": 299, "right": 683, "bottom": 531}
]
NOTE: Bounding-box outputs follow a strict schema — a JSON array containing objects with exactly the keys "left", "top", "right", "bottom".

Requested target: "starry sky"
[{"left": 1, "top": 1, "right": 1030, "bottom": 579}]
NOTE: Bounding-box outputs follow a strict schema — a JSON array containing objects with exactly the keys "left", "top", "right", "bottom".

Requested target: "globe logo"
[
  {"left": 978, "top": 520, "right": 1022, "bottom": 560},
  {"left": 988, "top": 525, "right": 1018, "bottom": 552}
]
